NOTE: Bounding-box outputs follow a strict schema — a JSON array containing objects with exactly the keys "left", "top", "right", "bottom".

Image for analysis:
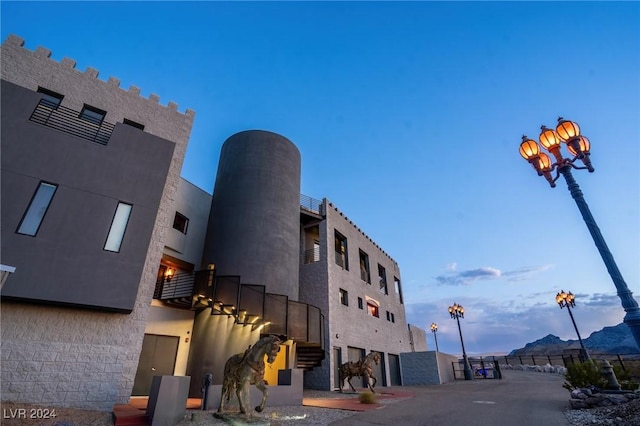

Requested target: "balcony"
[
  {"left": 153, "top": 270, "right": 325, "bottom": 351},
  {"left": 29, "top": 99, "right": 115, "bottom": 145}
]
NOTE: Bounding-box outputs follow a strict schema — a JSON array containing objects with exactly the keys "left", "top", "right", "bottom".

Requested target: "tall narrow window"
[
  {"left": 339, "top": 288, "right": 349, "bottom": 306},
  {"left": 366, "top": 296, "right": 380, "bottom": 318},
  {"left": 37, "top": 87, "right": 64, "bottom": 109},
  {"left": 367, "top": 302, "right": 379, "bottom": 318},
  {"left": 104, "top": 202, "right": 132, "bottom": 252},
  {"left": 334, "top": 231, "right": 349, "bottom": 270},
  {"left": 359, "top": 250, "right": 371, "bottom": 283},
  {"left": 17, "top": 182, "right": 58, "bottom": 236},
  {"left": 378, "top": 264, "right": 388, "bottom": 295},
  {"left": 358, "top": 297, "right": 363, "bottom": 310},
  {"left": 394, "top": 277, "right": 403, "bottom": 304}
]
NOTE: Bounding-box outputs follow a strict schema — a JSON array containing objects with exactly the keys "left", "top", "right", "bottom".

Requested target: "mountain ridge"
[{"left": 508, "top": 323, "right": 640, "bottom": 356}]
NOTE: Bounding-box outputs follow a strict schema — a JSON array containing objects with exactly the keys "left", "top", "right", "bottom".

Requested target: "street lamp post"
[
  {"left": 430, "top": 322, "right": 439, "bottom": 352},
  {"left": 449, "top": 303, "right": 473, "bottom": 380},
  {"left": 519, "top": 118, "right": 640, "bottom": 350},
  {"left": 556, "top": 290, "right": 591, "bottom": 362}
]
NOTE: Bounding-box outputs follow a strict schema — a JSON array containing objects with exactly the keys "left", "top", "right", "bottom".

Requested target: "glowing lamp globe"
[
  {"left": 567, "top": 136, "right": 591, "bottom": 157},
  {"left": 539, "top": 126, "right": 562, "bottom": 151},
  {"left": 556, "top": 118, "right": 580, "bottom": 141},
  {"left": 519, "top": 137, "right": 540, "bottom": 160}
]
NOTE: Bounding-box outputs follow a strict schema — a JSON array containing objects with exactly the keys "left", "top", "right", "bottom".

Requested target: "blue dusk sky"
[{"left": 2, "top": 1, "right": 638, "bottom": 356}]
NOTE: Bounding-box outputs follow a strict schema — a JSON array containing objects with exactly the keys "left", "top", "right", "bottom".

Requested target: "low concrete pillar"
[
  {"left": 206, "top": 369, "right": 304, "bottom": 410},
  {"left": 146, "top": 375, "right": 191, "bottom": 426}
]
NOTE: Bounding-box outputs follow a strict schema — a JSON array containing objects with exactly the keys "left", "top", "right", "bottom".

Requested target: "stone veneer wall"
[
  {"left": 0, "top": 34, "right": 194, "bottom": 411},
  {"left": 298, "top": 202, "right": 331, "bottom": 389},
  {"left": 299, "top": 198, "right": 415, "bottom": 390}
]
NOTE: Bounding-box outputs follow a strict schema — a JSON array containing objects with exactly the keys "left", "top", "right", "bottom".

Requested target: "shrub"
[
  {"left": 562, "top": 361, "right": 607, "bottom": 392},
  {"left": 358, "top": 392, "right": 377, "bottom": 404}
]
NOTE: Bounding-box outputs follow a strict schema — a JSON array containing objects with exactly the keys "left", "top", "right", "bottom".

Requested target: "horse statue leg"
[
  {"left": 217, "top": 379, "right": 228, "bottom": 413},
  {"left": 254, "top": 379, "right": 269, "bottom": 412},
  {"left": 365, "top": 373, "right": 377, "bottom": 393},
  {"left": 347, "top": 375, "right": 357, "bottom": 392},
  {"left": 236, "top": 379, "right": 250, "bottom": 414}
]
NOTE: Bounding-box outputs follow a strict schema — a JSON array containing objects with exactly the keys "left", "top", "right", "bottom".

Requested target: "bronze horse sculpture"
[
  {"left": 338, "top": 351, "right": 381, "bottom": 393},
  {"left": 217, "top": 335, "right": 282, "bottom": 414}
]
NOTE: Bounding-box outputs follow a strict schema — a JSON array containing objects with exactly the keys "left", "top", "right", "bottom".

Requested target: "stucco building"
[{"left": 1, "top": 35, "right": 426, "bottom": 412}]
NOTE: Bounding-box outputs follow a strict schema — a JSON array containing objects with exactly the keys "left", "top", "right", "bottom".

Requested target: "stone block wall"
[{"left": 0, "top": 34, "right": 195, "bottom": 411}]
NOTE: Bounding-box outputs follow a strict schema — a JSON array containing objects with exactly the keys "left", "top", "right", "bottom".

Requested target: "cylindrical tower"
[{"left": 203, "top": 130, "right": 301, "bottom": 300}]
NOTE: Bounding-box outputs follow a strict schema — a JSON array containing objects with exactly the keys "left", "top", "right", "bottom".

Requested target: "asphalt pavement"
[{"left": 329, "top": 369, "right": 571, "bottom": 426}]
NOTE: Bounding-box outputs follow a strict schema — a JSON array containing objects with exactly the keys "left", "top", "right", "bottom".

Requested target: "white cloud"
[{"left": 434, "top": 264, "right": 553, "bottom": 286}]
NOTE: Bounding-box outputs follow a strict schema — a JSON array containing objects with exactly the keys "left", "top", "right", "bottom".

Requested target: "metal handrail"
[
  {"left": 154, "top": 272, "right": 195, "bottom": 300},
  {"left": 303, "top": 247, "right": 320, "bottom": 264},
  {"left": 29, "top": 99, "right": 115, "bottom": 145},
  {"left": 153, "top": 270, "right": 324, "bottom": 346},
  {"left": 300, "top": 194, "right": 322, "bottom": 214}
]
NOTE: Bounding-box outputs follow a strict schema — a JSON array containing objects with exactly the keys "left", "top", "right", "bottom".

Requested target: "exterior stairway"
[{"left": 296, "top": 344, "right": 325, "bottom": 370}]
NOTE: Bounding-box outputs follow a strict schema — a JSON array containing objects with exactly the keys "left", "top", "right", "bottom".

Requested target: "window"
[
  {"left": 334, "top": 231, "right": 348, "bottom": 270},
  {"left": 367, "top": 302, "right": 379, "bottom": 318},
  {"left": 339, "top": 289, "right": 349, "bottom": 306},
  {"left": 391, "top": 313, "right": 395, "bottom": 323},
  {"left": 80, "top": 104, "right": 106, "bottom": 125},
  {"left": 172, "top": 212, "right": 189, "bottom": 234},
  {"left": 37, "top": 87, "right": 63, "bottom": 109},
  {"left": 386, "top": 311, "right": 390, "bottom": 321},
  {"left": 123, "top": 118, "right": 145, "bottom": 130},
  {"left": 16, "top": 182, "right": 58, "bottom": 236},
  {"left": 359, "top": 250, "right": 371, "bottom": 283},
  {"left": 358, "top": 297, "right": 363, "bottom": 310},
  {"left": 394, "top": 277, "right": 403, "bottom": 304},
  {"left": 104, "top": 202, "right": 132, "bottom": 252},
  {"left": 378, "top": 264, "right": 388, "bottom": 295}
]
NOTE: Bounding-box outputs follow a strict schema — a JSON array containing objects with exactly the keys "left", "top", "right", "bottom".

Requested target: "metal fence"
[
  {"left": 300, "top": 194, "right": 322, "bottom": 214},
  {"left": 451, "top": 352, "right": 640, "bottom": 379}
]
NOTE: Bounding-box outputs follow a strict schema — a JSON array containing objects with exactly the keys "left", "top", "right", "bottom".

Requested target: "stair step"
[{"left": 113, "top": 406, "right": 149, "bottom": 426}]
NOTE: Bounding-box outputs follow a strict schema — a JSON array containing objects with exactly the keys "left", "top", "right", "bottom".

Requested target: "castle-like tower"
[{"left": 0, "top": 34, "right": 194, "bottom": 410}]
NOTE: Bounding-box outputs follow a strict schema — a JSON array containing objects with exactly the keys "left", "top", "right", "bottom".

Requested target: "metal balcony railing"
[
  {"left": 303, "top": 247, "right": 320, "bottom": 264},
  {"left": 300, "top": 194, "right": 322, "bottom": 214},
  {"left": 153, "top": 272, "right": 196, "bottom": 300},
  {"left": 153, "top": 270, "right": 324, "bottom": 348},
  {"left": 29, "top": 99, "right": 115, "bottom": 145}
]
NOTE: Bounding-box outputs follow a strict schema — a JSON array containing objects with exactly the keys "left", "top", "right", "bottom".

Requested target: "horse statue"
[
  {"left": 338, "top": 351, "right": 381, "bottom": 393},
  {"left": 217, "top": 335, "right": 282, "bottom": 415}
]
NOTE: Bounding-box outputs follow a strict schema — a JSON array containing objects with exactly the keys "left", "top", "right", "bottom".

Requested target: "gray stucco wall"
[
  {"left": 1, "top": 81, "right": 173, "bottom": 311},
  {"left": 399, "top": 351, "right": 460, "bottom": 385},
  {"left": 202, "top": 130, "right": 301, "bottom": 300},
  {"left": 163, "top": 178, "right": 212, "bottom": 268},
  {"left": 0, "top": 35, "right": 194, "bottom": 411}
]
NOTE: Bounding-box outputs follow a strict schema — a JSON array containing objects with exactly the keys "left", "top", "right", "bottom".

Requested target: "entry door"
[
  {"left": 333, "top": 347, "right": 342, "bottom": 390},
  {"left": 388, "top": 353, "right": 402, "bottom": 386},
  {"left": 132, "top": 334, "right": 179, "bottom": 396},
  {"left": 347, "top": 346, "right": 366, "bottom": 388},
  {"left": 371, "top": 351, "right": 387, "bottom": 387}
]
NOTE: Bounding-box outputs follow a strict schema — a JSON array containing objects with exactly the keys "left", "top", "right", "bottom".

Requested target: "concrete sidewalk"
[{"left": 329, "top": 369, "right": 571, "bottom": 426}]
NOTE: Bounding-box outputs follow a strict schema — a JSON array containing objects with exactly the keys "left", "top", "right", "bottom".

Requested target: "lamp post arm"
[{"left": 559, "top": 165, "right": 640, "bottom": 349}]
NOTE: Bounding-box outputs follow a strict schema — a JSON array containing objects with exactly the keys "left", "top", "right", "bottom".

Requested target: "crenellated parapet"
[
  {"left": 1, "top": 34, "right": 195, "bottom": 144},
  {"left": 326, "top": 199, "right": 399, "bottom": 267}
]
